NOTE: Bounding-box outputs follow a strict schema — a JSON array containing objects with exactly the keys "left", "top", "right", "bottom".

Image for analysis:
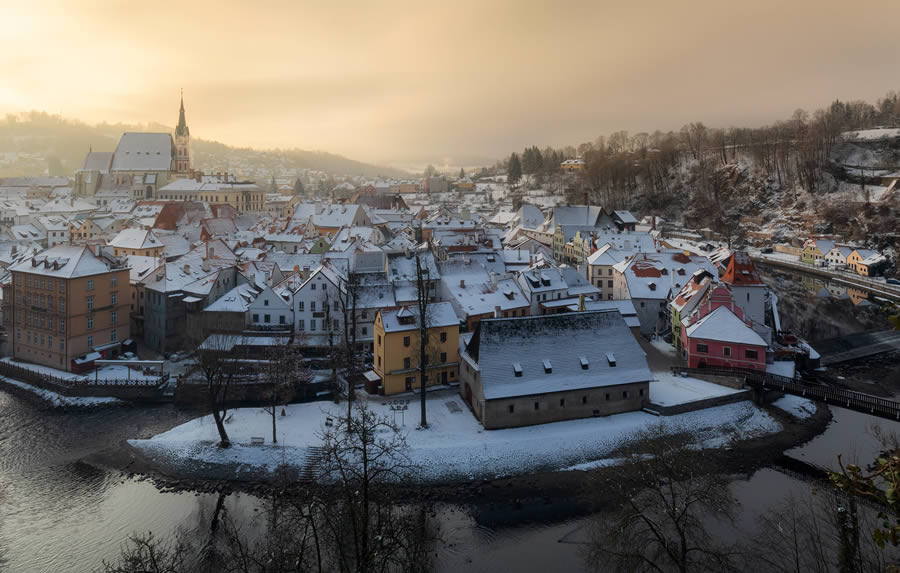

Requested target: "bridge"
[
  {"left": 673, "top": 366, "right": 900, "bottom": 421},
  {"left": 814, "top": 329, "right": 900, "bottom": 365}
]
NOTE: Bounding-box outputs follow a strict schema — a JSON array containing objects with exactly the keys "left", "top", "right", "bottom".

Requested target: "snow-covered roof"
[
  {"left": 468, "top": 311, "right": 652, "bottom": 400},
  {"left": 380, "top": 301, "right": 459, "bottom": 333},
  {"left": 685, "top": 305, "right": 767, "bottom": 347},
  {"left": 9, "top": 245, "right": 118, "bottom": 278},
  {"left": 111, "top": 133, "right": 174, "bottom": 172},
  {"left": 203, "top": 283, "right": 259, "bottom": 313},
  {"left": 80, "top": 151, "right": 114, "bottom": 173},
  {"left": 109, "top": 228, "right": 161, "bottom": 250}
]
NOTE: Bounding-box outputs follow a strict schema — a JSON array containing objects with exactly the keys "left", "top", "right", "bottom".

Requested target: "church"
[{"left": 74, "top": 94, "right": 196, "bottom": 200}]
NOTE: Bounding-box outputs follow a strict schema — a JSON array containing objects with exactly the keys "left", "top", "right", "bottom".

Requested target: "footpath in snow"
[{"left": 130, "top": 392, "right": 782, "bottom": 482}]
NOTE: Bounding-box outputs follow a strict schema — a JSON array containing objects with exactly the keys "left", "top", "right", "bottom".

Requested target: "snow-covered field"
[
  {"left": 649, "top": 373, "right": 742, "bottom": 406},
  {"left": 130, "top": 394, "right": 781, "bottom": 482},
  {"left": 772, "top": 395, "right": 816, "bottom": 420},
  {"left": 0, "top": 376, "right": 121, "bottom": 407}
]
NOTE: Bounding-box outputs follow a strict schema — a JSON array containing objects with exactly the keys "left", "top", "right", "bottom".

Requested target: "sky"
[{"left": 1, "top": 0, "right": 899, "bottom": 167}]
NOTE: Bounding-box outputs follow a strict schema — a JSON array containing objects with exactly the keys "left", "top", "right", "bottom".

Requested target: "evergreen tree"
[
  {"left": 293, "top": 178, "right": 305, "bottom": 196},
  {"left": 458, "top": 167, "right": 465, "bottom": 179},
  {"left": 508, "top": 152, "right": 522, "bottom": 186}
]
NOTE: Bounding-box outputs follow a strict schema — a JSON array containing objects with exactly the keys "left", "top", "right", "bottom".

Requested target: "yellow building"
[
  {"left": 560, "top": 158, "right": 586, "bottom": 172},
  {"left": 373, "top": 302, "right": 460, "bottom": 395}
]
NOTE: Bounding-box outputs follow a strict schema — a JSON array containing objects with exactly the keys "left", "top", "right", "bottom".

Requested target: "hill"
[{"left": 0, "top": 111, "right": 409, "bottom": 179}]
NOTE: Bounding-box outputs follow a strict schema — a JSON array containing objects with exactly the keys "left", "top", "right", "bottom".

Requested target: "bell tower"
[{"left": 174, "top": 89, "right": 191, "bottom": 175}]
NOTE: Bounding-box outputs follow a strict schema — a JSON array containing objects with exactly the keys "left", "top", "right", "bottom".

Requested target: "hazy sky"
[{"left": 2, "top": 0, "right": 899, "bottom": 166}]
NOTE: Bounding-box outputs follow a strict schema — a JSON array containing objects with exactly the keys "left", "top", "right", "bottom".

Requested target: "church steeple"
[
  {"left": 174, "top": 89, "right": 192, "bottom": 175},
  {"left": 176, "top": 89, "right": 190, "bottom": 137}
]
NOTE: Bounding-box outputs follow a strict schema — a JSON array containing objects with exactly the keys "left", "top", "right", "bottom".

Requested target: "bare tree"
[
  {"left": 260, "top": 338, "right": 310, "bottom": 444},
  {"left": 588, "top": 424, "right": 740, "bottom": 573},
  {"left": 196, "top": 333, "right": 246, "bottom": 448},
  {"left": 101, "top": 532, "right": 189, "bottom": 573},
  {"left": 338, "top": 272, "right": 362, "bottom": 432},
  {"left": 414, "top": 251, "right": 432, "bottom": 428}
]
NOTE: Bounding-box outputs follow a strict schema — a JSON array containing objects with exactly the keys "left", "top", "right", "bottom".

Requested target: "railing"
[
  {"left": 673, "top": 365, "right": 900, "bottom": 420},
  {"left": 0, "top": 360, "right": 166, "bottom": 389}
]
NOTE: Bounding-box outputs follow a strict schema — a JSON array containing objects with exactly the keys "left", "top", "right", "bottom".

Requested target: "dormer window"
[
  {"left": 543, "top": 359, "right": 552, "bottom": 374},
  {"left": 513, "top": 362, "right": 522, "bottom": 377},
  {"left": 579, "top": 356, "right": 589, "bottom": 370},
  {"left": 648, "top": 282, "right": 656, "bottom": 291},
  {"left": 606, "top": 352, "right": 617, "bottom": 367}
]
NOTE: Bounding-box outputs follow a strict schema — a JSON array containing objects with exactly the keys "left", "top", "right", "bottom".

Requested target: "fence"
[
  {"left": 673, "top": 365, "right": 900, "bottom": 420},
  {"left": 0, "top": 360, "right": 168, "bottom": 399}
]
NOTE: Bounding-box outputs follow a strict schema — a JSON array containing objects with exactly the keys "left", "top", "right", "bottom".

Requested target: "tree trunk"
[{"left": 210, "top": 403, "right": 230, "bottom": 447}]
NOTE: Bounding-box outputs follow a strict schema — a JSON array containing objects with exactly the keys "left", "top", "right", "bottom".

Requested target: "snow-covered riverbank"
[{"left": 130, "top": 390, "right": 786, "bottom": 482}]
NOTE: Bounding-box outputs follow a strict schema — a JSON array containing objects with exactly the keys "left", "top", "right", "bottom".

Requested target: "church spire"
[{"left": 176, "top": 89, "right": 189, "bottom": 137}]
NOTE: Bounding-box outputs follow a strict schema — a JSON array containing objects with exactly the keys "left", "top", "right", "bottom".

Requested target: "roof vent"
[
  {"left": 579, "top": 356, "right": 589, "bottom": 370},
  {"left": 648, "top": 282, "right": 656, "bottom": 291},
  {"left": 606, "top": 352, "right": 616, "bottom": 367},
  {"left": 543, "top": 359, "right": 552, "bottom": 374}
]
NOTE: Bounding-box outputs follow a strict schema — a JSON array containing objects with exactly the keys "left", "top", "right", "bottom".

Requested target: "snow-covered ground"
[
  {"left": 771, "top": 395, "right": 816, "bottom": 419},
  {"left": 130, "top": 394, "right": 781, "bottom": 482},
  {"left": 0, "top": 357, "right": 163, "bottom": 384},
  {"left": 766, "top": 361, "right": 796, "bottom": 378},
  {"left": 648, "top": 338, "right": 679, "bottom": 360},
  {"left": 649, "top": 372, "right": 742, "bottom": 406},
  {"left": 0, "top": 376, "right": 121, "bottom": 407}
]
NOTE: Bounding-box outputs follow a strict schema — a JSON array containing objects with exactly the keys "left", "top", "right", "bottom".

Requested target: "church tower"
[{"left": 174, "top": 91, "right": 191, "bottom": 175}]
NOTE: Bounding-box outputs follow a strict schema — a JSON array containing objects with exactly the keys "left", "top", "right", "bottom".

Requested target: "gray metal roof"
[{"left": 111, "top": 133, "right": 174, "bottom": 172}]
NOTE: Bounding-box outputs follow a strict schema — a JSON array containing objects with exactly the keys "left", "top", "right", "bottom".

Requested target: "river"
[{"left": 1, "top": 270, "right": 898, "bottom": 572}]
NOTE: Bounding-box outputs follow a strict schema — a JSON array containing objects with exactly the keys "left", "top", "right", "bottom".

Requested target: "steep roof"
[
  {"left": 111, "top": 133, "right": 174, "bottom": 172},
  {"left": 467, "top": 311, "right": 652, "bottom": 400},
  {"left": 9, "top": 245, "right": 116, "bottom": 278},
  {"left": 685, "top": 305, "right": 767, "bottom": 346},
  {"left": 721, "top": 252, "right": 764, "bottom": 286},
  {"left": 109, "top": 228, "right": 161, "bottom": 250},
  {"left": 80, "top": 151, "right": 114, "bottom": 173},
  {"left": 379, "top": 301, "right": 459, "bottom": 333}
]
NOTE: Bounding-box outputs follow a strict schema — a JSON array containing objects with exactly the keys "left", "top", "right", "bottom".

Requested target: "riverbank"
[{"left": 0, "top": 375, "right": 122, "bottom": 408}]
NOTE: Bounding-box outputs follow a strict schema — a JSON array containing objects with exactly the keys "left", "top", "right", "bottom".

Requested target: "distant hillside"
[{"left": 0, "top": 111, "right": 408, "bottom": 179}]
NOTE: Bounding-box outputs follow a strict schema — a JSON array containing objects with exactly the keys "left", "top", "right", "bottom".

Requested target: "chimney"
[
  {"left": 494, "top": 305, "right": 501, "bottom": 318},
  {"left": 183, "top": 263, "right": 190, "bottom": 274},
  {"left": 459, "top": 279, "right": 465, "bottom": 288}
]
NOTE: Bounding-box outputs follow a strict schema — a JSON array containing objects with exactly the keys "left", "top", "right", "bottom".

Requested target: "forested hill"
[
  {"left": 0, "top": 111, "right": 409, "bottom": 179},
  {"left": 501, "top": 91, "right": 900, "bottom": 249}
]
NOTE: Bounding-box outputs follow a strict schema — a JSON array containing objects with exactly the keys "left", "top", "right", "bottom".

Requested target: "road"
[{"left": 817, "top": 329, "right": 900, "bottom": 366}]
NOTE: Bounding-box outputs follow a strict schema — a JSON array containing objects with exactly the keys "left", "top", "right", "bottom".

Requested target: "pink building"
[{"left": 680, "top": 304, "right": 767, "bottom": 371}]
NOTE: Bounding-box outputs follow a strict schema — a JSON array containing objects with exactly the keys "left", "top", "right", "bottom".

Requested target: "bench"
[{"left": 250, "top": 436, "right": 265, "bottom": 446}]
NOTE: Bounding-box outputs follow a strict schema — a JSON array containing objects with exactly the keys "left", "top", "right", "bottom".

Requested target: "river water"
[{"left": 1, "top": 269, "right": 897, "bottom": 572}]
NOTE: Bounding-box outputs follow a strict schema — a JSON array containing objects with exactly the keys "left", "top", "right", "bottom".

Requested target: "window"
[
  {"left": 87, "top": 280, "right": 94, "bottom": 291},
  {"left": 745, "top": 349, "right": 759, "bottom": 359},
  {"left": 333, "top": 301, "right": 339, "bottom": 311},
  {"left": 333, "top": 319, "right": 339, "bottom": 330},
  {"left": 607, "top": 280, "right": 613, "bottom": 288},
  {"left": 362, "top": 311, "right": 368, "bottom": 320},
  {"left": 298, "top": 320, "right": 305, "bottom": 331},
  {"left": 605, "top": 393, "right": 611, "bottom": 401},
  {"left": 723, "top": 347, "right": 731, "bottom": 357},
  {"left": 25, "top": 277, "right": 30, "bottom": 288},
  {"left": 111, "top": 276, "right": 117, "bottom": 287},
  {"left": 111, "top": 292, "right": 117, "bottom": 304},
  {"left": 60, "top": 319, "right": 65, "bottom": 333},
  {"left": 59, "top": 283, "right": 64, "bottom": 293},
  {"left": 508, "top": 404, "right": 515, "bottom": 413},
  {"left": 87, "top": 297, "right": 94, "bottom": 310},
  {"left": 111, "top": 311, "right": 117, "bottom": 324},
  {"left": 377, "top": 335, "right": 381, "bottom": 345},
  {"left": 513, "top": 362, "right": 522, "bottom": 377},
  {"left": 40, "top": 335, "right": 44, "bottom": 346},
  {"left": 60, "top": 300, "right": 65, "bottom": 312},
  {"left": 639, "top": 388, "right": 645, "bottom": 396},
  {"left": 298, "top": 301, "right": 304, "bottom": 311},
  {"left": 440, "top": 332, "right": 447, "bottom": 342},
  {"left": 623, "top": 390, "right": 629, "bottom": 399},
  {"left": 543, "top": 359, "right": 552, "bottom": 373},
  {"left": 311, "top": 283, "right": 316, "bottom": 290},
  {"left": 559, "top": 398, "right": 566, "bottom": 407},
  {"left": 253, "top": 313, "right": 259, "bottom": 322},
  {"left": 403, "top": 336, "right": 410, "bottom": 347},
  {"left": 87, "top": 335, "right": 93, "bottom": 347},
  {"left": 534, "top": 401, "right": 540, "bottom": 411},
  {"left": 59, "top": 340, "right": 64, "bottom": 351},
  {"left": 361, "top": 327, "right": 367, "bottom": 335},
  {"left": 582, "top": 396, "right": 587, "bottom": 405},
  {"left": 48, "top": 335, "right": 52, "bottom": 348},
  {"left": 697, "top": 343, "right": 708, "bottom": 353},
  {"left": 264, "top": 314, "right": 271, "bottom": 323},
  {"left": 404, "top": 357, "right": 411, "bottom": 369},
  {"left": 310, "top": 302, "right": 316, "bottom": 312},
  {"left": 264, "top": 299, "right": 269, "bottom": 306},
  {"left": 87, "top": 315, "right": 94, "bottom": 330},
  {"left": 440, "top": 352, "right": 447, "bottom": 363},
  {"left": 640, "top": 302, "right": 645, "bottom": 308},
  {"left": 110, "top": 329, "right": 117, "bottom": 342},
  {"left": 279, "top": 315, "right": 286, "bottom": 324},
  {"left": 310, "top": 320, "right": 316, "bottom": 331}
]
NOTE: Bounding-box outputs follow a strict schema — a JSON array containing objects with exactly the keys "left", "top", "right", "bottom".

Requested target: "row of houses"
[{"left": 802, "top": 236, "right": 889, "bottom": 276}]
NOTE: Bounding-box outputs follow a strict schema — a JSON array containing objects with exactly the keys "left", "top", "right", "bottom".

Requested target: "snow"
[
  {"left": 649, "top": 372, "right": 742, "bottom": 406},
  {"left": 649, "top": 337, "right": 678, "bottom": 359},
  {"left": 771, "top": 395, "right": 816, "bottom": 419},
  {"left": 0, "top": 376, "right": 121, "bottom": 407},
  {"left": 0, "top": 357, "right": 163, "bottom": 383},
  {"left": 685, "top": 305, "right": 767, "bottom": 347},
  {"left": 131, "top": 393, "right": 780, "bottom": 482},
  {"left": 766, "top": 361, "right": 796, "bottom": 378}
]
